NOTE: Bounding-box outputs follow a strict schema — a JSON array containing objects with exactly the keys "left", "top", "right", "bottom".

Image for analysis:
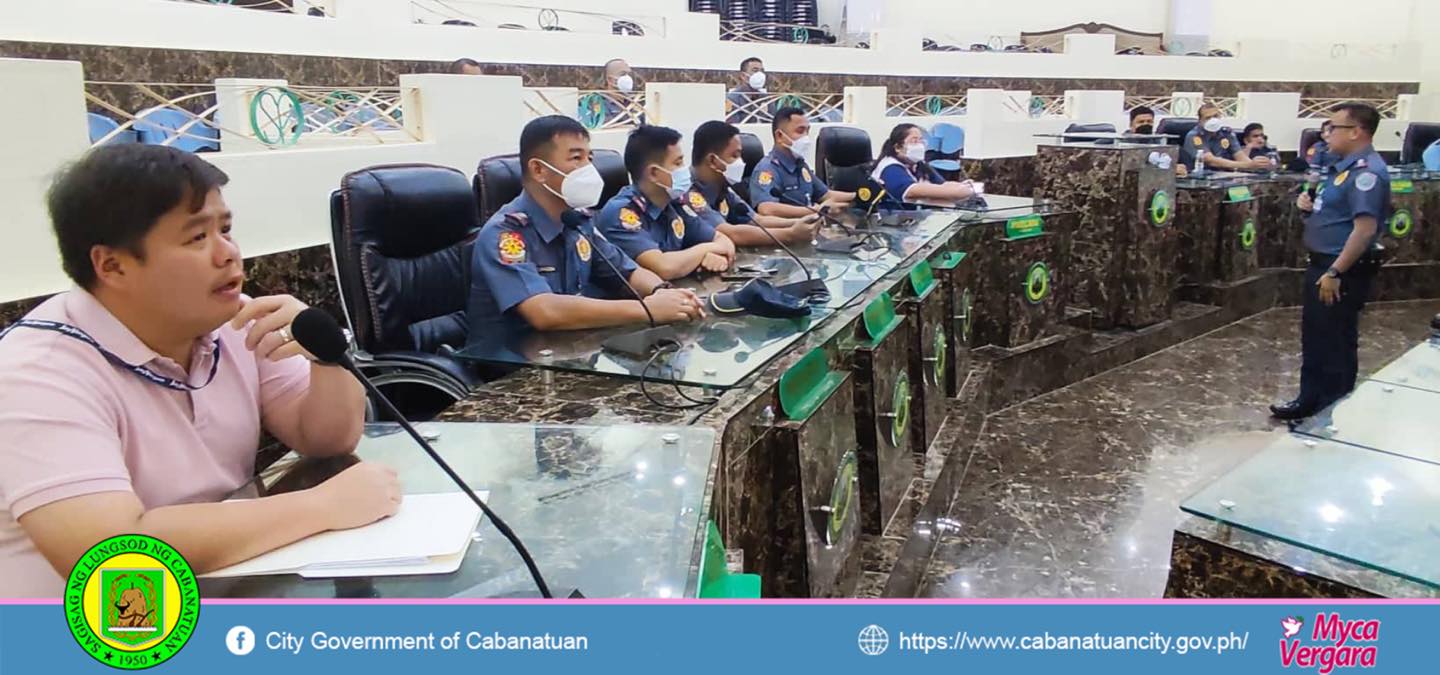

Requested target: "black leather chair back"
[
  {"left": 734, "top": 132, "right": 766, "bottom": 201},
  {"left": 1298, "top": 128, "right": 1323, "bottom": 160},
  {"left": 1156, "top": 117, "right": 1197, "bottom": 146},
  {"left": 1401, "top": 123, "right": 1440, "bottom": 165},
  {"left": 332, "top": 164, "right": 479, "bottom": 355},
  {"left": 475, "top": 153, "right": 523, "bottom": 223},
  {"left": 815, "top": 126, "right": 873, "bottom": 192},
  {"left": 1064, "top": 122, "right": 1117, "bottom": 144},
  {"left": 591, "top": 148, "right": 629, "bottom": 206}
]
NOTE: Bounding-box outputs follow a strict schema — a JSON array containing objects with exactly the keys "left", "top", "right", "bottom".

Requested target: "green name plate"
[
  {"left": 1392, "top": 179, "right": 1415, "bottom": 194},
  {"left": 862, "top": 292, "right": 903, "bottom": 342},
  {"left": 778, "top": 348, "right": 844, "bottom": 422},
  {"left": 909, "top": 260, "right": 936, "bottom": 297},
  {"left": 1005, "top": 214, "right": 1045, "bottom": 240},
  {"left": 1226, "top": 185, "right": 1253, "bottom": 202}
]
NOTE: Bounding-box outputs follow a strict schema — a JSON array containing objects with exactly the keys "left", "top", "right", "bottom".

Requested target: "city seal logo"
[
  {"left": 498, "top": 231, "right": 526, "bottom": 264},
  {"left": 66, "top": 535, "right": 198, "bottom": 669}
]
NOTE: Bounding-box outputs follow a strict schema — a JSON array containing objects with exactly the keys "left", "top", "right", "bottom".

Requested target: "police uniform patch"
[
  {"left": 1355, "top": 172, "right": 1378, "bottom": 192},
  {"left": 858, "top": 186, "right": 872, "bottom": 202},
  {"left": 683, "top": 205, "right": 697, "bottom": 217},
  {"left": 1306, "top": 146, "right": 1317, "bottom": 159},
  {"left": 671, "top": 217, "right": 685, "bottom": 239},
  {"left": 688, "top": 191, "right": 708, "bottom": 211},
  {"left": 1220, "top": 138, "right": 1231, "bottom": 149},
  {"left": 619, "top": 207, "right": 643, "bottom": 231},
  {"left": 498, "top": 231, "right": 526, "bottom": 264},
  {"left": 801, "top": 167, "right": 813, "bottom": 182},
  {"left": 720, "top": 200, "right": 730, "bottom": 216},
  {"left": 1193, "top": 136, "right": 1204, "bottom": 147},
  {"left": 575, "top": 236, "right": 592, "bottom": 261},
  {"left": 1334, "top": 171, "right": 1349, "bottom": 186},
  {"left": 758, "top": 170, "right": 774, "bottom": 186}
]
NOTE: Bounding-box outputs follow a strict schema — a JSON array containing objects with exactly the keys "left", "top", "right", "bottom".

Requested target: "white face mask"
[
  {"left": 903, "top": 142, "right": 927, "bottom": 163},
  {"left": 716, "top": 155, "right": 746, "bottom": 184},
  {"left": 1203, "top": 118, "right": 1224, "bottom": 134},
  {"left": 538, "top": 160, "right": 605, "bottom": 209},
  {"left": 748, "top": 71, "right": 767, "bottom": 91},
  {"left": 785, "top": 132, "right": 813, "bottom": 160},
  {"left": 615, "top": 74, "right": 634, "bottom": 93}
]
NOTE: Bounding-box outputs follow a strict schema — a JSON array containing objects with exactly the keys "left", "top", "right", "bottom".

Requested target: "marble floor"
[{"left": 919, "top": 299, "right": 1440, "bottom": 599}]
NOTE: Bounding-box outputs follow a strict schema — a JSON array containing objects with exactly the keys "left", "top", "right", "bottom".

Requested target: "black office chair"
[
  {"left": 815, "top": 126, "right": 873, "bottom": 192},
  {"left": 473, "top": 149, "right": 627, "bottom": 222},
  {"left": 1156, "top": 117, "right": 1197, "bottom": 146},
  {"left": 1401, "top": 123, "right": 1440, "bottom": 165},
  {"left": 1063, "top": 122, "right": 1117, "bottom": 144},
  {"left": 331, "top": 164, "right": 483, "bottom": 419},
  {"left": 734, "top": 132, "right": 766, "bottom": 202}
]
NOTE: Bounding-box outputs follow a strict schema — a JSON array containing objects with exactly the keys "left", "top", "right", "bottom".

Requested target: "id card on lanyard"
[{"left": 0, "top": 319, "right": 221, "bottom": 391}]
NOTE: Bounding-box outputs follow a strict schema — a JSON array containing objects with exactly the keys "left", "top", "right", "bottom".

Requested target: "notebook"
[{"left": 202, "top": 492, "right": 486, "bottom": 579}]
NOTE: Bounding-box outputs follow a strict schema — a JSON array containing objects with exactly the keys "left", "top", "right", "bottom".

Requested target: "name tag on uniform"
[{"left": 537, "top": 266, "right": 557, "bottom": 273}]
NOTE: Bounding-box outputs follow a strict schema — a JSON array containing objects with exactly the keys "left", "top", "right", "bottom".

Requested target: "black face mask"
[{"left": 1135, "top": 124, "right": 1154, "bottom": 135}]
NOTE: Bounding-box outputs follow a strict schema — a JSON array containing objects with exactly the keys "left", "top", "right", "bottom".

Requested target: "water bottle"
[{"left": 1193, "top": 149, "right": 1205, "bottom": 175}]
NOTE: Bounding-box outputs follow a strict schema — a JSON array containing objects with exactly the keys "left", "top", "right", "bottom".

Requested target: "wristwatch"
[
  {"left": 650, "top": 282, "right": 674, "bottom": 295},
  {"left": 1325, "top": 267, "right": 1341, "bottom": 279}
]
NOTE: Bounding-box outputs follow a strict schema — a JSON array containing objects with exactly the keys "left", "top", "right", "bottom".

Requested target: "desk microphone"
[
  {"left": 290, "top": 308, "right": 559, "bottom": 599},
  {"left": 737, "top": 186, "right": 826, "bottom": 299},
  {"left": 565, "top": 210, "right": 684, "bottom": 356}
]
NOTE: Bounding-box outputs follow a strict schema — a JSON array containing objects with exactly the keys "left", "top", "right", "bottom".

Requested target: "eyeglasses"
[{"left": 1328, "top": 124, "right": 1358, "bottom": 130}]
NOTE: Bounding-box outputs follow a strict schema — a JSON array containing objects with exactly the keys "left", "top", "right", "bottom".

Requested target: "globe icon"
[{"left": 857, "top": 625, "right": 889, "bottom": 656}]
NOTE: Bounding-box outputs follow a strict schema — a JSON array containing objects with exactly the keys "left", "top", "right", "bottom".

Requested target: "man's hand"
[
  {"left": 230, "top": 295, "right": 313, "bottom": 362},
  {"left": 1297, "top": 193, "right": 1314, "bottom": 212},
  {"left": 785, "top": 214, "right": 822, "bottom": 243},
  {"left": 700, "top": 252, "right": 731, "bottom": 273},
  {"left": 1317, "top": 273, "right": 1342, "bottom": 306},
  {"left": 1249, "top": 157, "right": 1276, "bottom": 170},
  {"left": 643, "top": 288, "right": 706, "bottom": 323},
  {"left": 711, "top": 234, "right": 737, "bottom": 261},
  {"left": 1176, "top": 163, "right": 1189, "bottom": 178},
  {"left": 312, "top": 463, "right": 402, "bottom": 531}
]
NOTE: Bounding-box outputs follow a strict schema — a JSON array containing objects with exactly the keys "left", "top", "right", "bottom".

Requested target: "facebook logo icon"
[{"left": 226, "top": 626, "right": 256, "bottom": 656}]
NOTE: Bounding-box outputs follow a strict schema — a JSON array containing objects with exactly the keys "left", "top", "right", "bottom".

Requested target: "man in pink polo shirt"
[{"left": 0, "top": 144, "right": 400, "bottom": 597}]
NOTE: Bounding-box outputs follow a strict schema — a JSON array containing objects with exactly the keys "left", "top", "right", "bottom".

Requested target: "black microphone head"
[
  {"left": 561, "top": 209, "right": 586, "bottom": 229},
  {"left": 291, "top": 307, "right": 351, "bottom": 365}
]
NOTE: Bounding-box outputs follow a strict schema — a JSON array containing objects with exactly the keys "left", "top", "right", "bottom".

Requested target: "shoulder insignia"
[
  {"left": 498, "top": 231, "right": 527, "bottom": 264},
  {"left": 1334, "top": 170, "right": 1349, "bottom": 186},
  {"left": 619, "top": 207, "right": 643, "bottom": 231},
  {"left": 1355, "top": 172, "right": 1378, "bottom": 192},
  {"left": 671, "top": 217, "right": 685, "bottom": 239},
  {"left": 688, "top": 191, "right": 708, "bottom": 211},
  {"left": 720, "top": 200, "right": 730, "bottom": 216},
  {"left": 757, "top": 170, "right": 774, "bottom": 186},
  {"left": 575, "top": 236, "right": 592, "bottom": 261},
  {"left": 801, "top": 167, "right": 813, "bottom": 182},
  {"left": 1193, "top": 136, "right": 1203, "bottom": 147},
  {"left": 502, "top": 212, "right": 530, "bottom": 228},
  {"left": 1220, "top": 138, "right": 1231, "bottom": 149}
]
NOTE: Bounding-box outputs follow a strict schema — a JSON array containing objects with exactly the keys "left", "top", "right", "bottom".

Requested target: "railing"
[
  {"left": 523, "top": 89, "right": 646, "bottom": 131},
  {"left": 726, "top": 92, "right": 844, "bottom": 125},
  {"left": 165, "top": 0, "right": 332, "bottom": 16},
  {"left": 886, "top": 94, "right": 967, "bottom": 118},
  {"left": 1299, "top": 97, "right": 1400, "bottom": 120},
  {"left": 1028, "top": 95, "right": 1066, "bottom": 119},
  {"left": 84, "top": 81, "right": 416, "bottom": 151},
  {"left": 411, "top": 0, "right": 666, "bottom": 37},
  {"left": 922, "top": 35, "right": 1056, "bottom": 53},
  {"left": 1124, "top": 95, "right": 1177, "bottom": 116},
  {"left": 1210, "top": 97, "right": 1241, "bottom": 118},
  {"left": 721, "top": 20, "right": 869, "bottom": 49}
]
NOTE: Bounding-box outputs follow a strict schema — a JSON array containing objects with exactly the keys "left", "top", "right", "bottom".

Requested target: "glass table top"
[
  {"left": 1181, "top": 434, "right": 1440, "bottom": 589},
  {"left": 1368, "top": 340, "right": 1440, "bottom": 394},
  {"left": 948, "top": 194, "right": 1070, "bottom": 222},
  {"left": 204, "top": 422, "right": 716, "bottom": 598},
  {"left": 1296, "top": 378, "right": 1440, "bottom": 465},
  {"left": 455, "top": 299, "right": 831, "bottom": 389},
  {"left": 1176, "top": 170, "right": 1272, "bottom": 189}
]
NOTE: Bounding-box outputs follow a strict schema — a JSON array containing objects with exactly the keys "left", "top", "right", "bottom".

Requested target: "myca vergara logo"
[
  {"left": 1279, "top": 613, "right": 1379, "bottom": 674},
  {"left": 65, "top": 535, "right": 200, "bottom": 669}
]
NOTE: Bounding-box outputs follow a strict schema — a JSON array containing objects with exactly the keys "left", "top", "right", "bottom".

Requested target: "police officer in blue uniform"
[
  {"left": 597, "top": 125, "right": 736, "bottom": 280},
  {"left": 1179, "top": 102, "right": 1274, "bottom": 172},
  {"left": 466, "top": 116, "right": 704, "bottom": 346},
  {"left": 687, "top": 120, "right": 821, "bottom": 247},
  {"left": 1271, "top": 103, "right": 1390, "bottom": 420},
  {"left": 748, "top": 106, "right": 855, "bottom": 217}
]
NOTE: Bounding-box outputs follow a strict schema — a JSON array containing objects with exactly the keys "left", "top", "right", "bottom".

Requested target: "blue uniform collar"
[
  {"left": 770, "top": 145, "right": 801, "bottom": 172},
  {"left": 1332, "top": 145, "right": 1376, "bottom": 172},
  {"left": 617, "top": 184, "right": 667, "bottom": 219},
  {"left": 515, "top": 190, "right": 566, "bottom": 243},
  {"left": 693, "top": 176, "right": 724, "bottom": 204}
]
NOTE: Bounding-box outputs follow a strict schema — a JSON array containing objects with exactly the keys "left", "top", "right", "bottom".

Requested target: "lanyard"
[{"left": 0, "top": 319, "right": 221, "bottom": 391}]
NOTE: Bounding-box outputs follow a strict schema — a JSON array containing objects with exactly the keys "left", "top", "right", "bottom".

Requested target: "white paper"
[{"left": 203, "top": 492, "right": 485, "bottom": 579}]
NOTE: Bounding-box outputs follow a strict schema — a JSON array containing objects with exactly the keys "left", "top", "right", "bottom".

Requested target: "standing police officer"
[
  {"left": 748, "top": 107, "right": 855, "bottom": 217},
  {"left": 597, "top": 125, "right": 736, "bottom": 280},
  {"left": 1180, "top": 102, "right": 1274, "bottom": 172},
  {"left": 1271, "top": 103, "right": 1390, "bottom": 420},
  {"left": 466, "top": 116, "right": 704, "bottom": 346}
]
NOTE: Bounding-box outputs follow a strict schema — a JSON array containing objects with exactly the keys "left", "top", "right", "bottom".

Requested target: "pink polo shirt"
[{"left": 0, "top": 289, "right": 310, "bottom": 597}]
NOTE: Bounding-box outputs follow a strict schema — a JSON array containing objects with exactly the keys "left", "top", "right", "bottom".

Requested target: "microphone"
[
  {"left": 562, "top": 209, "right": 683, "bottom": 356},
  {"left": 730, "top": 186, "right": 825, "bottom": 299},
  {"left": 290, "top": 308, "right": 560, "bottom": 599}
]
